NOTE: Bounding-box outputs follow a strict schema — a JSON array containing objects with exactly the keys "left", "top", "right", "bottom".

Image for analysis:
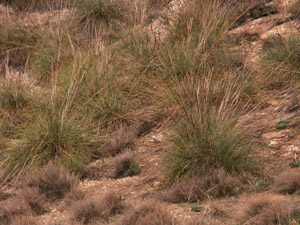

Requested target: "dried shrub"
[
  {"left": 159, "top": 178, "right": 206, "bottom": 203},
  {"left": 100, "top": 125, "right": 136, "bottom": 157},
  {"left": 85, "top": 152, "right": 140, "bottom": 179},
  {"left": 118, "top": 200, "right": 175, "bottom": 225},
  {"left": 63, "top": 188, "right": 85, "bottom": 208},
  {"left": 184, "top": 216, "right": 222, "bottom": 225},
  {"left": 274, "top": 168, "right": 300, "bottom": 194},
  {"left": 160, "top": 169, "right": 243, "bottom": 203},
  {"left": 9, "top": 215, "right": 37, "bottom": 225},
  {"left": 0, "top": 198, "right": 29, "bottom": 225},
  {"left": 71, "top": 192, "right": 124, "bottom": 224},
  {"left": 26, "top": 162, "right": 80, "bottom": 201},
  {"left": 17, "top": 187, "right": 48, "bottom": 215},
  {"left": 241, "top": 194, "right": 291, "bottom": 225},
  {"left": 112, "top": 153, "right": 141, "bottom": 178},
  {"left": 0, "top": 191, "right": 12, "bottom": 202}
]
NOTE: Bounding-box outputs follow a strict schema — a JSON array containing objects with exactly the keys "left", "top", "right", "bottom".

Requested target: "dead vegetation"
[
  {"left": 71, "top": 192, "right": 124, "bottom": 224},
  {"left": 118, "top": 200, "right": 175, "bottom": 225},
  {"left": 85, "top": 152, "right": 141, "bottom": 179},
  {"left": 99, "top": 125, "right": 136, "bottom": 158},
  {"left": 274, "top": 168, "right": 300, "bottom": 194},
  {"left": 25, "top": 162, "right": 80, "bottom": 201},
  {"left": 159, "top": 169, "right": 243, "bottom": 203},
  {"left": 241, "top": 194, "right": 296, "bottom": 225}
]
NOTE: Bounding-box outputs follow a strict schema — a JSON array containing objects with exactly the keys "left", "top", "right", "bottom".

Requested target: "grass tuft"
[
  {"left": 162, "top": 73, "right": 256, "bottom": 185},
  {"left": 261, "top": 34, "right": 300, "bottom": 88}
]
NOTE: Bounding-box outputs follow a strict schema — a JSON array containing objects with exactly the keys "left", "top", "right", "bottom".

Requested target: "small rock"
[
  {"left": 268, "top": 140, "right": 279, "bottom": 148},
  {"left": 262, "top": 132, "right": 284, "bottom": 139},
  {"left": 153, "top": 181, "right": 161, "bottom": 188}
]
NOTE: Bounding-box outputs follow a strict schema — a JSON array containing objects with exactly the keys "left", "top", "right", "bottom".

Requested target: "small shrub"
[
  {"left": 0, "top": 198, "right": 29, "bottom": 225},
  {"left": 71, "top": 192, "right": 124, "bottom": 224},
  {"left": 274, "top": 168, "right": 300, "bottom": 194},
  {"left": 112, "top": 153, "right": 141, "bottom": 178},
  {"left": 17, "top": 187, "right": 48, "bottom": 215},
  {"left": 118, "top": 200, "right": 175, "bottom": 225},
  {"left": 160, "top": 169, "right": 243, "bottom": 203},
  {"left": 98, "top": 125, "right": 136, "bottom": 157},
  {"left": 26, "top": 162, "right": 80, "bottom": 201},
  {"left": 0, "top": 191, "right": 11, "bottom": 202},
  {"left": 241, "top": 194, "right": 292, "bottom": 225},
  {"left": 9, "top": 215, "right": 37, "bottom": 225},
  {"left": 184, "top": 217, "right": 222, "bottom": 225},
  {"left": 85, "top": 152, "right": 140, "bottom": 179},
  {"left": 64, "top": 187, "right": 85, "bottom": 206}
]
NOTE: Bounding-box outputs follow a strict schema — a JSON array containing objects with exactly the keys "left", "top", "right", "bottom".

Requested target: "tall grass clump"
[
  {"left": 72, "top": 0, "right": 128, "bottom": 39},
  {"left": 0, "top": 25, "right": 38, "bottom": 68},
  {"left": 162, "top": 73, "right": 256, "bottom": 185},
  {"left": 0, "top": 71, "right": 96, "bottom": 183},
  {"left": 58, "top": 52, "right": 132, "bottom": 131},
  {"left": 158, "top": 0, "right": 245, "bottom": 83},
  {"left": 0, "top": 24, "right": 73, "bottom": 82},
  {"left": 0, "top": 81, "right": 31, "bottom": 113},
  {"left": 261, "top": 34, "right": 300, "bottom": 87}
]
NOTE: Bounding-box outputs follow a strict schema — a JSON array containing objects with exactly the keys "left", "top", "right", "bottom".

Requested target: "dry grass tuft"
[
  {"left": 71, "top": 192, "right": 124, "bottom": 224},
  {"left": 160, "top": 169, "right": 243, "bottom": 203},
  {"left": 118, "top": 200, "right": 175, "bottom": 225},
  {"left": 26, "top": 162, "right": 80, "bottom": 201},
  {"left": 100, "top": 125, "right": 136, "bottom": 157},
  {"left": 241, "top": 194, "right": 292, "bottom": 225},
  {"left": 274, "top": 168, "right": 300, "bottom": 194}
]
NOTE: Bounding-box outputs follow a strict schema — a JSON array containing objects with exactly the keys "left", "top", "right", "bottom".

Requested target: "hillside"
[{"left": 1, "top": 0, "right": 300, "bottom": 224}]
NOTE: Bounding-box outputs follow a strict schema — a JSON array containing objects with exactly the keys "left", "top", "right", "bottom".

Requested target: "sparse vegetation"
[{"left": 1, "top": 0, "right": 300, "bottom": 224}]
